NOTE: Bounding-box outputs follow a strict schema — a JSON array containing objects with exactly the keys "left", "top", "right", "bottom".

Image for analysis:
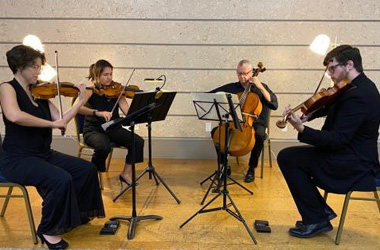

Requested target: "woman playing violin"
[
  {"left": 277, "top": 45, "right": 380, "bottom": 238},
  {"left": 0, "top": 45, "right": 105, "bottom": 249},
  {"left": 76, "top": 59, "right": 144, "bottom": 186}
]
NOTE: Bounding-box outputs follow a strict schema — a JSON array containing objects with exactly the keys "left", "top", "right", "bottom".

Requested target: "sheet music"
[{"left": 191, "top": 92, "right": 243, "bottom": 121}]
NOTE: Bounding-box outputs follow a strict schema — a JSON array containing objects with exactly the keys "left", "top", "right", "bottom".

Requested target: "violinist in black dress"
[
  {"left": 76, "top": 59, "right": 144, "bottom": 186},
  {"left": 0, "top": 45, "right": 105, "bottom": 249},
  {"left": 277, "top": 45, "right": 380, "bottom": 238}
]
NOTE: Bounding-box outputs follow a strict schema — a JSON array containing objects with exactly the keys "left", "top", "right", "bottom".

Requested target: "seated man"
[
  {"left": 210, "top": 59, "right": 278, "bottom": 182},
  {"left": 277, "top": 45, "right": 380, "bottom": 238}
]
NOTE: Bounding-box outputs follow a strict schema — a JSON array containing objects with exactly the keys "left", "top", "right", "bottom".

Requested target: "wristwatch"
[{"left": 93, "top": 109, "right": 98, "bottom": 116}]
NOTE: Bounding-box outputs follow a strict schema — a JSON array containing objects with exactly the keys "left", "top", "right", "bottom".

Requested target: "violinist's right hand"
[
  {"left": 51, "top": 119, "right": 67, "bottom": 133},
  {"left": 95, "top": 111, "right": 112, "bottom": 122}
]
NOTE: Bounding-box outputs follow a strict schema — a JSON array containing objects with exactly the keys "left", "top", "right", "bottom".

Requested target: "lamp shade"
[
  {"left": 38, "top": 63, "right": 57, "bottom": 82},
  {"left": 309, "top": 34, "right": 331, "bottom": 55},
  {"left": 23, "top": 35, "right": 44, "bottom": 52}
]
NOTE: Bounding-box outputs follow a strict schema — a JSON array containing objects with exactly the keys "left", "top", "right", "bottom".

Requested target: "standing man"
[
  {"left": 210, "top": 59, "right": 278, "bottom": 182},
  {"left": 277, "top": 45, "right": 380, "bottom": 238}
]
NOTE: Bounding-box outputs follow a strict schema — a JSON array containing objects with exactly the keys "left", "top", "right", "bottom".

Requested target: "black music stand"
[
  {"left": 102, "top": 102, "right": 162, "bottom": 240},
  {"left": 112, "top": 91, "right": 180, "bottom": 204},
  {"left": 180, "top": 93, "right": 257, "bottom": 244},
  {"left": 192, "top": 93, "right": 253, "bottom": 205}
]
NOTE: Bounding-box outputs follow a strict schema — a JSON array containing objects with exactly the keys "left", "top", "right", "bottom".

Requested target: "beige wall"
[{"left": 1, "top": 0, "right": 380, "bottom": 157}]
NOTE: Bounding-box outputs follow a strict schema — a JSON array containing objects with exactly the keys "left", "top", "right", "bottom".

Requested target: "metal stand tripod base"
[
  {"left": 113, "top": 165, "right": 181, "bottom": 204},
  {"left": 180, "top": 190, "right": 257, "bottom": 244},
  {"left": 200, "top": 170, "right": 253, "bottom": 205},
  {"left": 110, "top": 215, "right": 163, "bottom": 240}
]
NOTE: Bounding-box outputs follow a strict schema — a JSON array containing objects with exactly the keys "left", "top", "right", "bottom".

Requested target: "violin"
[
  {"left": 30, "top": 81, "right": 89, "bottom": 99},
  {"left": 212, "top": 62, "right": 265, "bottom": 157},
  {"left": 276, "top": 79, "right": 353, "bottom": 129},
  {"left": 94, "top": 81, "right": 143, "bottom": 99},
  {"left": 30, "top": 81, "right": 143, "bottom": 100}
]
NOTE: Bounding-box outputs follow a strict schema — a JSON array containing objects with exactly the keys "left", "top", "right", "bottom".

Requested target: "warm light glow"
[
  {"left": 309, "top": 34, "right": 331, "bottom": 55},
  {"left": 23, "top": 34, "right": 44, "bottom": 52},
  {"left": 38, "top": 63, "right": 57, "bottom": 82}
]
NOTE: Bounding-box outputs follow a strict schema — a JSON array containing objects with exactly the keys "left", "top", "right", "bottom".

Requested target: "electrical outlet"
[{"left": 205, "top": 122, "right": 212, "bottom": 132}]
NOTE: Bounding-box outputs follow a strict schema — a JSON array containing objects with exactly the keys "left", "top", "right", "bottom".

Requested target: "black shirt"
[
  {"left": 210, "top": 82, "right": 278, "bottom": 127},
  {"left": 83, "top": 93, "right": 121, "bottom": 134}
]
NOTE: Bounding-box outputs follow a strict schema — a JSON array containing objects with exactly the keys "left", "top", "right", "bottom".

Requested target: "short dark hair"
[
  {"left": 88, "top": 59, "right": 113, "bottom": 86},
  {"left": 323, "top": 45, "right": 363, "bottom": 72},
  {"left": 6, "top": 45, "right": 46, "bottom": 74}
]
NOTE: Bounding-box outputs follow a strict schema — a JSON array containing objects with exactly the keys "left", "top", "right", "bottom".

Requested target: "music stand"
[
  {"left": 112, "top": 91, "right": 181, "bottom": 204},
  {"left": 180, "top": 92, "right": 257, "bottom": 244},
  {"left": 102, "top": 102, "right": 162, "bottom": 240},
  {"left": 192, "top": 93, "right": 253, "bottom": 204}
]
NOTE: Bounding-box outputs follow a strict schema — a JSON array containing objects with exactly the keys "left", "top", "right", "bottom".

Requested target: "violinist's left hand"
[
  {"left": 284, "top": 105, "right": 305, "bottom": 133},
  {"left": 75, "top": 83, "right": 91, "bottom": 102}
]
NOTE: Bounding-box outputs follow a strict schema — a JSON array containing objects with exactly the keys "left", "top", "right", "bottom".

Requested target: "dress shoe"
[
  {"left": 289, "top": 221, "right": 333, "bottom": 238},
  {"left": 38, "top": 232, "right": 69, "bottom": 250},
  {"left": 295, "top": 208, "right": 337, "bottom": 228},
  {"left": 244, "top": 171, "right": 255, "bottom": 183},
  {"left": 119, "top": 175, "right": 131, "bottom": 186}
]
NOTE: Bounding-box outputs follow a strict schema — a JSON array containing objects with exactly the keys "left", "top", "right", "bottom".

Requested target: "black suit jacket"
[{"left": 298, "top": 73, "right": 380, "bottom": 193}]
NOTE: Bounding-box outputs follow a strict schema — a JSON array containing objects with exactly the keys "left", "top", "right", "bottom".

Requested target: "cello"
[{"left": 212, "top": 62, "right": 265, "bottom": 156}]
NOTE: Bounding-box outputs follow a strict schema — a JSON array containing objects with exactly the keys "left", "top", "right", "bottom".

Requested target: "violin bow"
[
  {"left": 313, "top": 66, "right": 329, "bottom": 94},
  {"left": 110, "top": 69, "right": 136, "bottom": 114},
  {"left": 54, "top": 50, "right": 65, "bottom": 136}
]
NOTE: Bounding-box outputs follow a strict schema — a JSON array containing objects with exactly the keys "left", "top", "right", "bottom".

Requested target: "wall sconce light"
[{"left": 309, "top": 34, "right": 331, "bottom": 55}]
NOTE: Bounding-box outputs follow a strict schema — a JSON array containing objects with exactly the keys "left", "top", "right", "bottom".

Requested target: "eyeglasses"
[
  {"left": 237, "top": 70, "right": 252, "bottom": 76},
  {"left": 327, "top": 63, "right": 344, "bottom": 74},
  {"left": 29, "top": 65, "right": 42, "bottom": 71}
]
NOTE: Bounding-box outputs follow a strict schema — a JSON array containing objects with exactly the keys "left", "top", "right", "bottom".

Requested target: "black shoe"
[
  {"left": 244, "top": 171, "right": 255, "bottom": 183},
  {"left": 227, "top": 165, "right": 231, "bottom": 176},
  {"left": 38, "top": 232, "right": 69, "bottom": 250},
  {"left": 289, "top": 221, "right": 333, "bottom": 238},
  {"left": 295, "top": 208, "right": 337, "bottom": 228}
]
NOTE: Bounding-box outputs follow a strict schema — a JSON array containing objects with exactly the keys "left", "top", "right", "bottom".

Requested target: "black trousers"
[
  {"left": 0, "top": 150, "right": 105, "bottom": 235},
  {"left": 212, "top": 124, "right": 265, "bottom": 173},
  {"left": 84, "top": 126, "right": 144, "bottom": 172},
  {"left": 277, "top": 146, "right": 334, "bottom": 224}
]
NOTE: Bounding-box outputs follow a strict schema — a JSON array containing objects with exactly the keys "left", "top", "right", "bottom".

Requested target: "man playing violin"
[
  {"left": 277, "top": 45, "right": 380, "bottom": 238},
  {"left": 0, "top": 45, "right": 105, "bottom": 249},
  {"left": 210, "top": 59, "right": 278, "bottom": 182},
  {"left": 76, "top": 59, "right": 144, "bottom": 187}
]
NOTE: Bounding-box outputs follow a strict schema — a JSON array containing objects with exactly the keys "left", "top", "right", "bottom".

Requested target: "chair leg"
[
  {"left": 260, "top": 147, "right": 264, "bottom": 179},
  {"left": 99, "top": 172, "right": 104, "bottom": 190},
  {"left": 235, "top": 156, "right": 239, "bottom": 165},
  {"left": 335, "top": 191, "right": 352, "bottom": 245},
  {"left": 20, "top": 186, "right": 38, "bottom": 244},
  {"left": 77, "top": 146, "right": 83, "bottom": 158},
  {"left": 374, "top": 190, "right": 380, "bottom": 214},
  {"left": 106, "top": 148, "right": 114, "bottom": 172},
  {"left": 268, "top": 139, "right": 272, "bottom": 168},
  {"left": 323, "top": 191, "right": 329, "bottom": 201},
  {"left": 1, "top": 187, "right": 13, "bottom": 217}
]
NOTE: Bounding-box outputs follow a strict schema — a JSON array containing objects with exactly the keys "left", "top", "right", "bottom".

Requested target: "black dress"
[{"left": 0, "top": 78, "right": 105, "bottom": 235}]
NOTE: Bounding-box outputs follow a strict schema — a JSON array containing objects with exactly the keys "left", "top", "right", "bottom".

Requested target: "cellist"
[{"left": 209, "top": 59, "right": 278, "bottom": 182}]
